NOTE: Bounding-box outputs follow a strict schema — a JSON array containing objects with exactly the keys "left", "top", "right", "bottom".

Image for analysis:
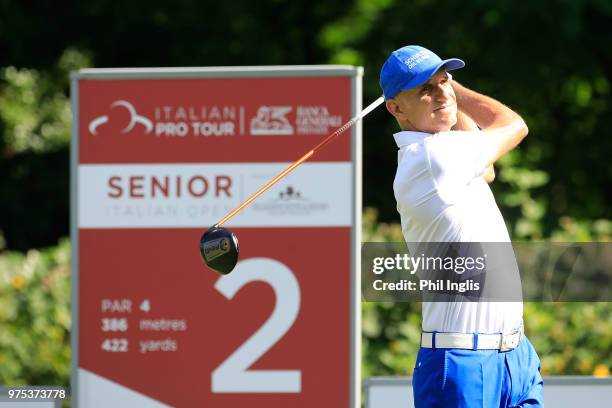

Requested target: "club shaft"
[{"left": 216, "top": 96, "right": 385, "bottom": 227}]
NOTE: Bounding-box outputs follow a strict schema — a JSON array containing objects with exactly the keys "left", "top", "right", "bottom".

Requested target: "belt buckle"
[{"left": 499, "top": 329, "right": 520, "bottom": 352}]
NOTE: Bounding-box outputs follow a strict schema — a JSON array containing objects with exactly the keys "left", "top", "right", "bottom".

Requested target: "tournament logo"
[
  {"left": 88, "top": 101, "right": 239, "bottom": 137},
  {"left": 252, "top": 185, "right": 328, "bottom": 216},
  {"left": 88, "top": 100, "right": 153, "bottom": 136}
]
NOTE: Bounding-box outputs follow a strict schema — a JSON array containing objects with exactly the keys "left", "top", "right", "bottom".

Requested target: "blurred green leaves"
[
  {"left": 0, "top": 48, "right": 90, "bottom": 155},
  {"left": 0, "top": 239, "right": 71, "bottom": 386},
  {"left": 318, "top": 0, "right": 394, "bottom": 65},
  {"left": 524, "top": 302, "right": 612, "bottom": 376},
  {"left": 0, "top": 48, "right": 90, "bottom": 251},
  {"left": 496, "top": 152, "right": 550, "bottom": 239}
]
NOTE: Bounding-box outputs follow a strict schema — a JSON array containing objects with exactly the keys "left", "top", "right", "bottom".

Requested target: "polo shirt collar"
[{"left": 393, "top": 131, "right": 431, "bottom": 148}]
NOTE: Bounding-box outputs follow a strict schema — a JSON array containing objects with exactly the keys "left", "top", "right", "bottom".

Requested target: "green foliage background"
[{"left": 0, "top": 0, "right": 610, "bottom": 389}]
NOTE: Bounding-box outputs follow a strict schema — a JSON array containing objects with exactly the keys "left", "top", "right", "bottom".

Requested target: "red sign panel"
[{"left": 72, "top": 67, "right": 361, "bottom": 407}]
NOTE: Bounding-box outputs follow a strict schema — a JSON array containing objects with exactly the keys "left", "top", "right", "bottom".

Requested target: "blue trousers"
[{"left": 412, "top": 337, "right": 544, "bottom": 407}]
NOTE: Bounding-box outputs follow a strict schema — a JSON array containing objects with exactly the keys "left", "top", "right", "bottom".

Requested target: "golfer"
[{"left": 380, "top": 45, "right": 544, "bottom": 407}]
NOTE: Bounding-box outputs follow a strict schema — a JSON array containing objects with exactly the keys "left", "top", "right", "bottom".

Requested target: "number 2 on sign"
[{"left": 212, "top": 258, "right": 301, "bottom": 393}]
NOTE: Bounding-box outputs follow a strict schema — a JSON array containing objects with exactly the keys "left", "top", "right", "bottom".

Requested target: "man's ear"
[{"left": 385, "top": 99, "right": 402, "bottom": 119}]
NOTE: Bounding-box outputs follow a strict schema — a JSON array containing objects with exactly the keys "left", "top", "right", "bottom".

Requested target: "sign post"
[{"left": 71, "top": 66, "right": 362, "bottom": 407}]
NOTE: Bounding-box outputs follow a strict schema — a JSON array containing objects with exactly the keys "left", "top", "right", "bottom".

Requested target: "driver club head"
[{"left": 199, "top": 225, "right": 240, "bottom": 275}]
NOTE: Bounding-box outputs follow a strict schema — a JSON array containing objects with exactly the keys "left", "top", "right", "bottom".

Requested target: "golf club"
[{"left": 200, "top": 96, "right": 385, "bottom": 274}]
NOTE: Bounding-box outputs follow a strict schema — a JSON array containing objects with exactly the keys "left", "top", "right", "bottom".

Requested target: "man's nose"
[{"left": 433, "top": 83, "right": 452, "bottom": 101}]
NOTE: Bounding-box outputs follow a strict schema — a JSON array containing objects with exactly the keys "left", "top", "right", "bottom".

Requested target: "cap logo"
[{"left": 404, "top": 50, "right": 431, "bottom": 69}]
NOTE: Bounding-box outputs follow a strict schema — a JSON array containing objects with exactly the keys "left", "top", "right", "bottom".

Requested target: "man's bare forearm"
[
  {"left": 452, "top": 80, "right": 528, "bottom": 166},
  {"left": 452, "top": 81, "right": 525, "bottom": 131}
]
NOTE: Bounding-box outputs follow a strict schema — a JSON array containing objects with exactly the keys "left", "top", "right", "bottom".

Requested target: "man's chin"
[
  {"left": 428, "top": 118, "right": 456, "bottom": 133},
  {"left": 425, "top": 124, "right": 453, "bottom": 133}
]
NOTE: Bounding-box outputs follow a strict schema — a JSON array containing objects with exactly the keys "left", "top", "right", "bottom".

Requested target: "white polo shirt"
[{"left": 393, "top": 130, "right": 522, "bottom": 334}]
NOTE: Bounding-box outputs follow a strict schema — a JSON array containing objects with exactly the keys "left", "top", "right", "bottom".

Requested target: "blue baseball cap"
[{"left": 380, "top": 45, "right": 465, "bottom": 100}]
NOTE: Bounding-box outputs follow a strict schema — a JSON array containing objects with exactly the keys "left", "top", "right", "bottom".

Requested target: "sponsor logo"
[
  {"left": 88, "top": 101, "right": 242, "bottom": 137},
  {"left": 250, "top": 106, "right": 294, "bottom": 135},
  {"left": 279, "top": 185, "right": 301, "bottom": 200},
  {"left": 89, "top": 100, "right": 153, "bottom": 135},
  {"left": 296, "top": 106, "right": 342, "bottom": 135},
  {"left": 252, "top": 185, "right": 328, "bottom": 216},
  {"left": 249, "top": 105, "right": 343, "bottom": 136}
]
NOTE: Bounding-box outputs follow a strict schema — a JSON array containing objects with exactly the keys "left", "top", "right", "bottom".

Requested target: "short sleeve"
[
  {"left": 427, "top": 130, "right": 489, "bottom": 179},
  {"left": 424, "top": 131, "right": 490, "bottom": 202}
]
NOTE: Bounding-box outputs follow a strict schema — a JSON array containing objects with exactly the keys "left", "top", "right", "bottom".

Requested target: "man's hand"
[
  {"left": 451, "top": 80, "right": 528, "bottom": 168},
  {"left": 482, "top": 164, "right": 495, "bottom": 183}
]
